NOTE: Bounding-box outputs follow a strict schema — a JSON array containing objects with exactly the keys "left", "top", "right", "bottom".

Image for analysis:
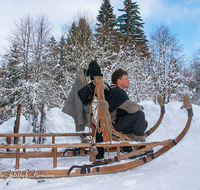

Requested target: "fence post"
[
  {"left": 15, "top": 148, "right": 20, "bottom": 169},
  {"left": 14, "top": 104, "right": 22, "bottom": 144}
]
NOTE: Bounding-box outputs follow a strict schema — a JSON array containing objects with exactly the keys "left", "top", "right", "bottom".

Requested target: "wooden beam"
[
  {"left": 0, "top": 132, "right": 90, "bottom": 137},
  {"left": 53, "top": 147, "right": 57, "bottom": 168},
  {"left": 0, "top": 151, "right": 90, "bottom": 158},
  {"left": 0, "top": 140, "right": 172, "bottom": 149},
  {"left": 117, "top": 146, "right": 120, "bottom": 157},
  {"left": 15, "top": 148, "right": 20, "bottom": 169},
  {"left": 23, "top": 136, "right": 26, "bottom": 153}
]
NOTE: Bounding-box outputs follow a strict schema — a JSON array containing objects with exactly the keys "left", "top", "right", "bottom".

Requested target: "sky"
[{"left": 0, "top": 0, "right": 200, "bottom": 63}]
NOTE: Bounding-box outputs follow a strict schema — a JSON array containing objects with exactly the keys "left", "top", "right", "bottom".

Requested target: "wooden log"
[{"left": 14, "top": 104, "right": 22, "bottom": 144}]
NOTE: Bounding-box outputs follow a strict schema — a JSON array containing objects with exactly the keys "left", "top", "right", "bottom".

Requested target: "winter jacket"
[{"left": 105, "top": 85, "right": 144, "bottom": 122}]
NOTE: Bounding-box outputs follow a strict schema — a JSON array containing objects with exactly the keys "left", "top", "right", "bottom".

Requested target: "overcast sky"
[{"left": 0, "top": 0, "right": 200, "bottom": 62}]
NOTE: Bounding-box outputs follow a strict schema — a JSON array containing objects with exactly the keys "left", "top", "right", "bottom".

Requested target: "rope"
[
  {"left": 98, "top": 99, "right": 113, "bottom": 141},
  {"left": 93, "top": 76, "right": 114, "bottom": 141},
  {"left": 88, "top": 76, "right": 131, "bottom": 142}
]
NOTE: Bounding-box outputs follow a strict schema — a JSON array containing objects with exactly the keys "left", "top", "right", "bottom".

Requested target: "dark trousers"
[
  {"left": 96, "top": 132, "right": 104, "bottom": 159},
  {"left": 112, "top": 111, "right": 148, "bottom": 136}
]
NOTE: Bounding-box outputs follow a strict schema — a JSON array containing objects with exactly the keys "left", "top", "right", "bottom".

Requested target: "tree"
[
  {"left": 190, "top": 48, "right": 200, "bottom": 105},
  {"left": 96, "top": 0, "right": 117, "bottom": 42},
  {"left": 9, "top": 14, "right": 34, "bottom": 82},
  {"left": 66, "top": 17, "right": 95, "bottom": 73},
  {"left": 117, "top": 0, "right": 149, "bottom": 58},
  {"left": 58, "top": 35, "right": 67, "bottom": 69},
  {"left": 148, "top": 24, "right": 186, "bottom": 102},
  {"left": 1, "top": 14, "right": 72, "bottom": 123},
  {"left": 32, "top": 14, "right": 53, "bottom": 83}
]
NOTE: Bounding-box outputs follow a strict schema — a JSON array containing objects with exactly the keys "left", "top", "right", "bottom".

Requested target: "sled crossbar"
[{"left": 0, "top": 132, "right": 90, "bottom": 137}]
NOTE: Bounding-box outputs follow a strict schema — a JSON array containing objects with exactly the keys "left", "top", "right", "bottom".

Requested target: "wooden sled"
[{"left": 0, "top": 85, "right": 192, "bottom": 179}]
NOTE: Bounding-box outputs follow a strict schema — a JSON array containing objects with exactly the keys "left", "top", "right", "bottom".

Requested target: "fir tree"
[
  {"left": 117, "top": 0, "right": 149, "bottom": 58},
  {"left": 66, "top": 17, "right": 95, "bottom": 73},
  {"left": 58, "top": 35, "right": 67, "bottom": 69},
  {"left": 96, "top": 0, "right": 117, "bottom": 48}
]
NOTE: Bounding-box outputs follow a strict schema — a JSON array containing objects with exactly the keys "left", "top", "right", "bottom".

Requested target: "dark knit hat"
[{"left": 86, "top": 61, "right": 103, "bottom": 80}]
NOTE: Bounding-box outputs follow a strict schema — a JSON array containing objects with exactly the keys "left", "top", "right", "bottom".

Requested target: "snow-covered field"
[{"left": 0, "top": 100, "right": 199, "bottom": 190}]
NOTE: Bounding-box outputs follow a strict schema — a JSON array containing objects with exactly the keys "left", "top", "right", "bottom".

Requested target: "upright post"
[
  {"left": 14, "top": 104, "right": 22, "bottom": 144},
  {"left": 94, "top": 76, "right": 109, "bottom": 142}
]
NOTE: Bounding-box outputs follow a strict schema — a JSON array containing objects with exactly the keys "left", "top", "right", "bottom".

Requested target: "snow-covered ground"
[{"left": 0, "top": 100, "right": 199, "bottom": 190}]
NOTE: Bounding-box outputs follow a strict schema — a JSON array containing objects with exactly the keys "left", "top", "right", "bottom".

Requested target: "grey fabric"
[
  {"left": 62, "top": 68, "right": 89, "bottom": 131},
  {"left": 118, "top": 100, "right": 144, "bottom": 113},
  {"left": 110, "top": 100, "right": 143, "bottom": 122}
]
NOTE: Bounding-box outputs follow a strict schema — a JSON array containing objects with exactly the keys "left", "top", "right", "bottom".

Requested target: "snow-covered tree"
[
  {"left": 190, "top": 48, "right": 200, "bottom": 105},
  {"left": 0, "top": 14, "right": 73, "bottom": 123},
  {"left": 66, "top": 17, "right": 96, "bottom": 73},
  {"left": 148, "top": 24, "right": 185, "bottom": 102},
  {"left": 96, "top": 0, "right": 117, "bottom": 46},
  {"left": 117, "top": 0, "right": 149, "bottom": 59}
]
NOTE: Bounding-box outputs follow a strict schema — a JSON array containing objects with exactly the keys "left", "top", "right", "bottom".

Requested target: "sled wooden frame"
[
  {"left": 0, "top": 96, "right": 192, "bottom": 179},
  {"left": 0, "top": 94, "right": 165, "bottom": 169}
]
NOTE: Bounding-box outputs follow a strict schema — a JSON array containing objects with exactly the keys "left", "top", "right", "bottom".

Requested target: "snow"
[{"left": 0, "top": 100, "right": 200, "bottom": 190}]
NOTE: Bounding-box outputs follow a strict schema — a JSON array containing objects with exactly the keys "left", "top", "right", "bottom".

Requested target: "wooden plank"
[
  {"left": 15, "top": 148, "right": 20, "bottom": 169},
  {"left": 53, "top": 147, "right": 57, "bottom": 168},
  {"left": 117, "top": 146, "right": 120, "bottom": 157},
  {"left": 6, "top": 137, "right": 11, "bottom": 152},
  {"left": 0, "top": 132, "right": 90, "bottom": 137},
  {"left": 0, "top": 151, "right": 90, "bottom": 158},
  {"left": 23, "top": 136, "right": 26, "bottom": 153},
  {"left": 119, "top": 139, "right": 172, "bottom": 161},
  {"left": 0, "top": 156, "right": 150, "bottom": 178},
  {"left": 0, "top": 140, "right": 172, "bottom": 149},
  {"left": 52, "top": 136, "right": 55, "bottom": 153}
]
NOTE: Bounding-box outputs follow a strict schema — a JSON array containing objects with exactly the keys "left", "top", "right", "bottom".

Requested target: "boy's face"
[{"left": 117, "top": 74, "right": 130, "bottom": 90}]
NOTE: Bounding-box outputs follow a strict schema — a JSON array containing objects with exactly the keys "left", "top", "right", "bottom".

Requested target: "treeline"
[{"left": 0, "top": 0, "right": 199, "bottom": 124}]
